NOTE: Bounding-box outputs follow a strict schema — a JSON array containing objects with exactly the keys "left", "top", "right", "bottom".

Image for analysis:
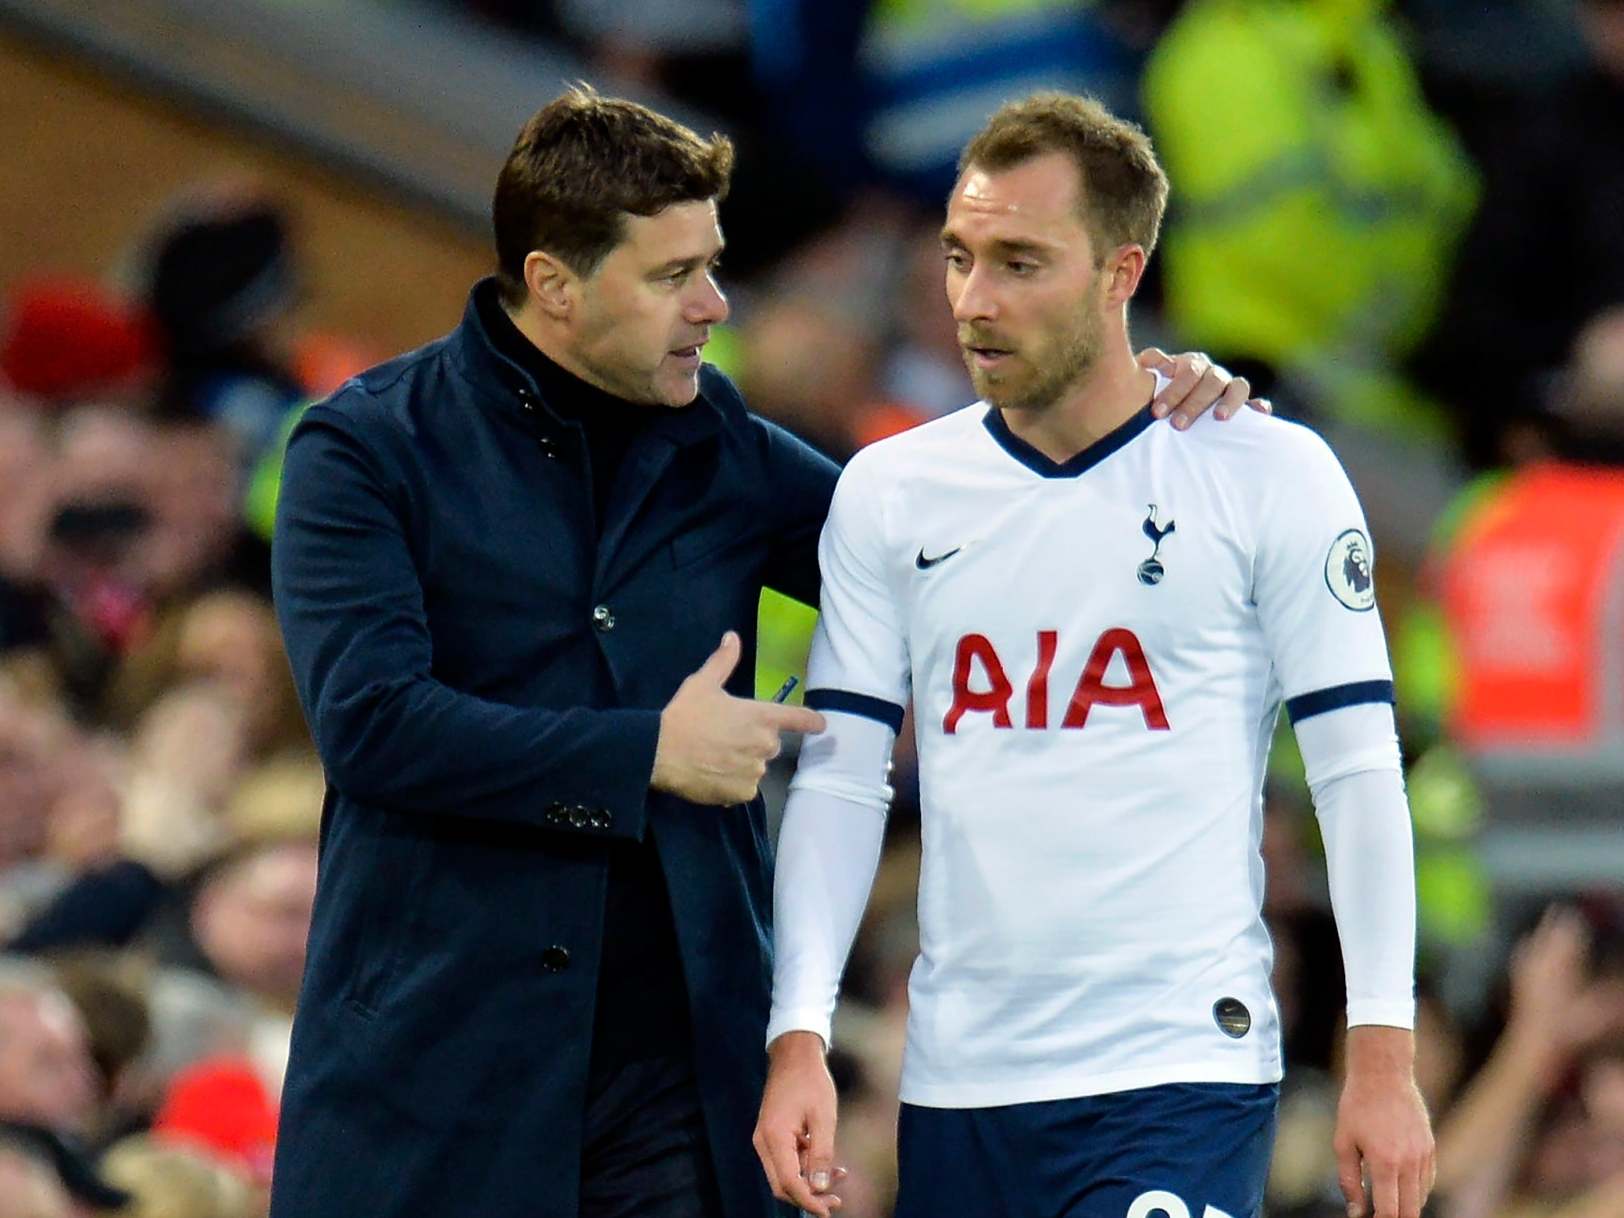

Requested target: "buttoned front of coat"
[{"left": 268, "top": 283, "right": 836, "bottom": 1218}]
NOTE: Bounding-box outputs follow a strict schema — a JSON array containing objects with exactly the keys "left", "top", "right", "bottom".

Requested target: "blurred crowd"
[
  {"left": 0, "top": 184, "right": 356, "bottom": 1215},
  {"left": 2, "top": 1, "right": 1623, "bottom": 1215}
]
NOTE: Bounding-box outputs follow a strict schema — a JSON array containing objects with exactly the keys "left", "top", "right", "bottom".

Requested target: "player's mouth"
[{"left": 965, "top": 345, "right": 1014, "bottom": 370}]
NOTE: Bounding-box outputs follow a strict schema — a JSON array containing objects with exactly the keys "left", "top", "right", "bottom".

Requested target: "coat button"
[
  {"left": 541, "top": 945, "right": 571, "bottom": 973},
  {"left": 591, "top": 605, "right": 615, "bottom": 632},
  {"left": 568, "top": 806, "right": 588, "bottom": 828},
  {"left": 518, "top": 388, "right": 537, "bottom": 412}
]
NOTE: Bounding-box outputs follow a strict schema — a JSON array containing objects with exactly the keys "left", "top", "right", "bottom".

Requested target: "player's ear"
[{"left": 1103, "top": 245, "right": 1147, "bottom": 305}]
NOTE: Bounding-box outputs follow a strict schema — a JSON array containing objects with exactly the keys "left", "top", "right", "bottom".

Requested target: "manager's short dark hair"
[{"left": 493, "top": 86, "right": 735, "bottom": 304}]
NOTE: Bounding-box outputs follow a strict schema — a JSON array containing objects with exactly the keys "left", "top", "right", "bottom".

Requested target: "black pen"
[{"left": 771, "top": 675, "right": 799, "bottom": 704}]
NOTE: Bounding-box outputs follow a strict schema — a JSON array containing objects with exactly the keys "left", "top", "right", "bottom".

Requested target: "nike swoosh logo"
[{"left": 915, "top": 546, "right": 962, "bottom": 570}]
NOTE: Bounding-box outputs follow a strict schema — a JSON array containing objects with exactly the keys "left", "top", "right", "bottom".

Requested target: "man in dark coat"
[{"left": 269, "top": 87, "right": 1254, "bottom": 1218}]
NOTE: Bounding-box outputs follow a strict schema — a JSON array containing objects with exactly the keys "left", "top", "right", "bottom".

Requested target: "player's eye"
[
  {"left": 944, "top": 250, "right": 970, "bottom": 271},
  {"left": 1008, "top": 260, "right": 1037, "bottom": 276}
]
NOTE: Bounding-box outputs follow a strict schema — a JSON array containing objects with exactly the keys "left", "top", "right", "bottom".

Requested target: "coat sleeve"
[
  {"left": 271, "top": 403, "right": 659, "bottom": 838},
  {"left": 755, "top": 415, "right": 840, "bottom": 607}
]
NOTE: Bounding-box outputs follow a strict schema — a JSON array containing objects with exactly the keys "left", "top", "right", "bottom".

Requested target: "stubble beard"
[
  {"left": 969, "top": 302, "right": 1104, "bottom": 416},
  {"left": 567, "top": 299, "right": 696, "bottom": 407},
  {"left": 572, "top": 337, "right": 684, "bottom": 407}
]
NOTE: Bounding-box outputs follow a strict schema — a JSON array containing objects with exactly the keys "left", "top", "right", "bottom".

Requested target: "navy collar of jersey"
[{"left": 982, "top": 399, "right": 1158, "bottom": 478}]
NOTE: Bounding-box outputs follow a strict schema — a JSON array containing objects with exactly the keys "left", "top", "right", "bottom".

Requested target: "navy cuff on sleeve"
[
  {"left": 1285, "top": 680, "right": 1395, "bottom": 724},
  {"left": 804, "top": 689, "right": 905, "bottom": 733}
]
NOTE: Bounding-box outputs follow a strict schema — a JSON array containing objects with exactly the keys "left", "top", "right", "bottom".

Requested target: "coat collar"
[{"left": 447, "top": 277, "right": 724, "bottom": 448}]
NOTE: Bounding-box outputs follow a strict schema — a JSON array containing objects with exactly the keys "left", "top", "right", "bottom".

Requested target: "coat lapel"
[{"left": 594, "top": 397, "right": 725, "bottom": 595}]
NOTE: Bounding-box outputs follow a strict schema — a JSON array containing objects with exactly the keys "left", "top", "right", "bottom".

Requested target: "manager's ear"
[{"left": 524, "top": 250, "right": 577, "bottom": 321}]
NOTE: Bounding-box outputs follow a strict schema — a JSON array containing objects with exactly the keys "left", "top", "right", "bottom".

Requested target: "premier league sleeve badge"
[{"left": 1324, "top": 528, "right": 1377, "bottom": 611}]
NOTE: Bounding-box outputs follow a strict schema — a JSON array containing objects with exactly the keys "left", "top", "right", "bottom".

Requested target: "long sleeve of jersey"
[
  {"left": 1253, "top": 427, "right": 1417, "bottom": 1029},
  {"left": 1303, "top": 720, "right": 1418, "bottom": 1029},
  {"left": 766, "top": 716, "right": 897, "bottom": 1048},
  {"left": 767, "top": 454, "right": 908, "bottom": 1048}
]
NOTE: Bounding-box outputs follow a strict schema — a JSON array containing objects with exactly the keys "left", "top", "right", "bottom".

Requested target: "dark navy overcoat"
[{"left": 268, "top": 282, "right": 837, "bottom": 1218}]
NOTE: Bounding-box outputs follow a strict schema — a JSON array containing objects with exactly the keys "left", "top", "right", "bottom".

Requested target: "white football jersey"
[{"left": 801, "top": 395, "right": 1396, "bottom": 1109}]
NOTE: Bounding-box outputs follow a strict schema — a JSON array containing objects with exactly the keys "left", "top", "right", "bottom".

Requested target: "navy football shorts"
[{"left": 895, "top": 1080, "right": 1279, "bottom": 1218}]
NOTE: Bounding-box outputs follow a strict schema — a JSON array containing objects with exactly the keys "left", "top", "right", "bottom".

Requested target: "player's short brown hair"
[
  {"left": 959, "top": 92, "right": 1168, "bottom": 262},
  {"left": 492, "top": 86, "right": 735, "bottom": 303}
]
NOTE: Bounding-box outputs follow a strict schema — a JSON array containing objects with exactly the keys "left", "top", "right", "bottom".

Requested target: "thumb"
[
  {"left": 1337, "top": 1141, "right": 1367, "bottom": 1218},
  {"left": 805, "top": 1100, "right": 836, "bottom": 1194},
  {"left": 696, "top": 631, "right": 742, "bottom": 686}
]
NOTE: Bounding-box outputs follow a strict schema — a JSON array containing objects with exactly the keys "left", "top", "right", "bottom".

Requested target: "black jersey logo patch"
[
  {"left": 1137, "top": 504, "right": 1175, "bottom": 586},
  {"left": 1213, "top": 997, "right": 1251, "bottom": 1039},
  {"left": 1325, "top": 528, "right": 1376, "bottom": 611}
]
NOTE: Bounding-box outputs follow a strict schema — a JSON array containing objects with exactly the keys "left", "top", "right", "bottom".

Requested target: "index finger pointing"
[{"left": 762, "top": 704, "right": 827, "bottom": 734}]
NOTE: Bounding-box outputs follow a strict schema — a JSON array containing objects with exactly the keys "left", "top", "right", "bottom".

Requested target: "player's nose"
[{"left": 951, "top": 268, "right": 998, "bottom": 323}]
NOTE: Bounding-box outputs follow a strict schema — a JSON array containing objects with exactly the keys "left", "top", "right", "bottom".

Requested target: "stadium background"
[{"left": 0, "top": 0, "right": 1620, "bottom": 1214}]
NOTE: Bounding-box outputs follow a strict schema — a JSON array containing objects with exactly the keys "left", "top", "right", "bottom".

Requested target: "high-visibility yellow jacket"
[{"left": 1144, "top": 0, "right": 1477, "bottom": 437}]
